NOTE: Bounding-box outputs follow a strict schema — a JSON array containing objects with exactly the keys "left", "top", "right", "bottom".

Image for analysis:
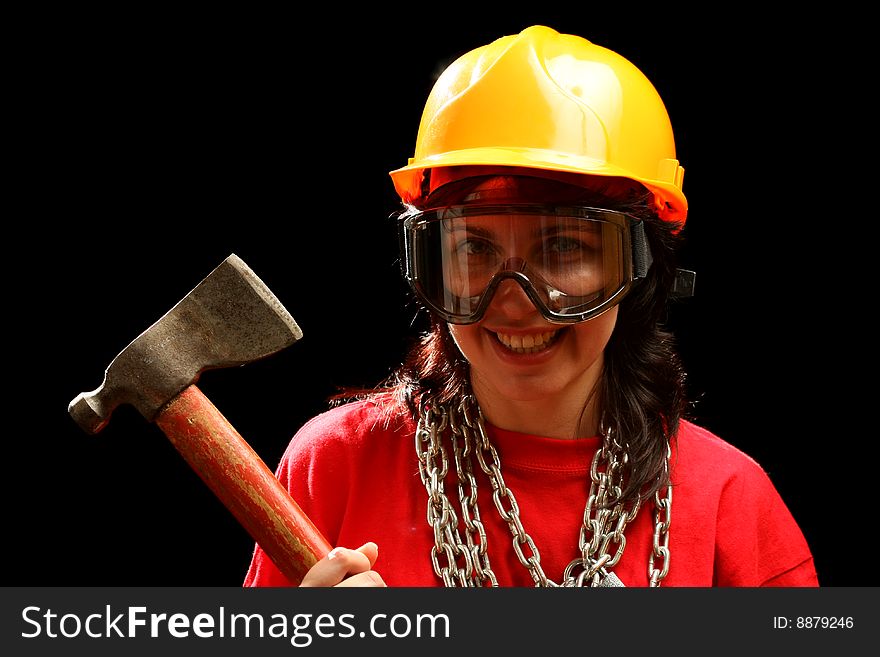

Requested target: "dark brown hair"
[{"left": 333, "top": 172, "right": 688, "bottom": 504}]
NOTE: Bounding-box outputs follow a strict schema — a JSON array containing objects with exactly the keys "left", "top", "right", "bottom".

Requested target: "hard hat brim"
[{"left": 390, "top": 147, "right": 687, "bottom": 224}]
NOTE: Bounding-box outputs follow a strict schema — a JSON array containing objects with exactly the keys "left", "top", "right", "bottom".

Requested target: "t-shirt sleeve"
[{"left": 713, "top": 457, "right": 818, "bottom": 587}]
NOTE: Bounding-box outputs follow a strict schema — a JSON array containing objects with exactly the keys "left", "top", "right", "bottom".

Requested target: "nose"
[{"left": 485, "top": 276, "right": 540, "bottom": 320}]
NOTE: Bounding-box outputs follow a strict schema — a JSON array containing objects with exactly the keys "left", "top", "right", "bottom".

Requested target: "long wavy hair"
[{"left": 333, "top": 172, "right": 688, "bottom": 504}]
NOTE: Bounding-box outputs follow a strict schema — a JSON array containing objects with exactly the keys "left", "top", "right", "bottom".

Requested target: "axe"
[{"left": 68, "top": 254, "right": 332, "bottom": 584}]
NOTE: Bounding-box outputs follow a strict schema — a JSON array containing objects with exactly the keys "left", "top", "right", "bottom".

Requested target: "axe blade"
[{"left": 69, "top": 254, "right": 302, "bottom": 433}]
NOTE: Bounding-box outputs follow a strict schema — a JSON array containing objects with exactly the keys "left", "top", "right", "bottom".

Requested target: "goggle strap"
[
  {"left": 671, "top": 269, "right": 697, "bottom": 299},
  {"left": 631, "top": 220, "right": 653, "bottom": 279}
]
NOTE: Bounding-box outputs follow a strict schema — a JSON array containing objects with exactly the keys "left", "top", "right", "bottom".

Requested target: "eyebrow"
[
  {"left": 444, "top": 221, "right": 601, "bottom": 238},
  {"left": 539, "top": 222, "right": 601, "bottom": 236}
]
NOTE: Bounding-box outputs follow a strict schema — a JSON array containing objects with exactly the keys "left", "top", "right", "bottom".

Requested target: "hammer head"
[{"left": 69, "top": 254, "right": 302, "bottom": 433}]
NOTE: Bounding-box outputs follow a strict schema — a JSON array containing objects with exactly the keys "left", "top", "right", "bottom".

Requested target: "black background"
[{"left": 9, "top": 8, "right": 873, "bottom": 586}]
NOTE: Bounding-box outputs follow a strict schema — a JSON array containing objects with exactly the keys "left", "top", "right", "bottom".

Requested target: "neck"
[{"left": 469, "top": 374, "right": 602, "bottom": 439}]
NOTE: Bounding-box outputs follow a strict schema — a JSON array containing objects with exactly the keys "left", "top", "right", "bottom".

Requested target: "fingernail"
[{"left": 328, "top": 547, "right": 343, "bottom": 560}]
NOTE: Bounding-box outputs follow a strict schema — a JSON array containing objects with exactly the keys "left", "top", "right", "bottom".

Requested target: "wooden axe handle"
[{"left": 154, "top": 385, "right": 331, "bottom": 584}]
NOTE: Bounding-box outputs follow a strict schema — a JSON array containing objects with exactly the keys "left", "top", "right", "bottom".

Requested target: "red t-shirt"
[{"left": 244, "top": 398, "right": 817, "bottom": 587}]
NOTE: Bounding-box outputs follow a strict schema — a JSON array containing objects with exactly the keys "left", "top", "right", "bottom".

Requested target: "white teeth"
[{"left": 496, "top": 330, "right": 559, "bottom": 353}]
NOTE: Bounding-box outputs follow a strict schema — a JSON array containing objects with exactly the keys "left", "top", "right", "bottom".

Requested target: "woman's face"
[{"left": 436, "top": 172, "right": 626, "bottom": 417}]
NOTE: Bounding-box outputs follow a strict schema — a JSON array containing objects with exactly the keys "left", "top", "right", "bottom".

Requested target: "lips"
[{"left": 494, "top": 329, "right": 561, "bottom": 354}]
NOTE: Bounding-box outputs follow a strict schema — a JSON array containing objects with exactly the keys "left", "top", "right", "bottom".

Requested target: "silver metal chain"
[{"left": 415, "top": 394, "right": 671, "bottom": 587}]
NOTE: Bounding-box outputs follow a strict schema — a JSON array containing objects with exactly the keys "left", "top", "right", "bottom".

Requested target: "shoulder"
[
  {"left": 279, "top": 393, "right": 413, "bottom": 465},
  {"left": 672, "top": 418, "right": 791, "bottom": 508},
  {"left": 674, "top": 419, "right": 770, "bottom": 484},
  {"left": 272, "top": 393, "right": 419, "bottom": 516}
]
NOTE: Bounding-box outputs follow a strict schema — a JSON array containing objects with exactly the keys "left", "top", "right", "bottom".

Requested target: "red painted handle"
[{"left": 155, "top": 384, "right": 331, "bottom": 584}]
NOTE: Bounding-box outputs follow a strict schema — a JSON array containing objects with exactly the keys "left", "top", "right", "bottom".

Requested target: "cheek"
[
  {"left": 569, "top": 307, "right": 618, "bottom": 356},
  {"left": 447, "top": 324, "right": 481, "bottom": 360}
]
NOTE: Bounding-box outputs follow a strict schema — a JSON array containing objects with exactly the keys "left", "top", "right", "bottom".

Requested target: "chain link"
[
  {"left": 415, "top": 403, "right": 474, "bottom": 586},
  {"left": 416, "top": 394, "right": 672, "bottom": 587},
  {"left": 648, "top": 442, "right": 672, "bottom": 586}
]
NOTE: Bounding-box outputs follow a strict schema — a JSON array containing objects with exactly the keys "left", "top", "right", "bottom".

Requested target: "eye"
[
  {"left": 545, "top": 236, "right": 584, "bottom": 254},
  {"left": 456, "top": 237, "right": 498, "bottom": 259}
]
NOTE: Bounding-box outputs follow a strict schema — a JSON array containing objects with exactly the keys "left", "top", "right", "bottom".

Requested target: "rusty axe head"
[{"left": 69, "top": 254, "right": 302, "bottom": 434}]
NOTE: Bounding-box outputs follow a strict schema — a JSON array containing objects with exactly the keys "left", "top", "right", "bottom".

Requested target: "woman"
[{"left": 244, "top": 25, "right": 817, "bottom": 587}]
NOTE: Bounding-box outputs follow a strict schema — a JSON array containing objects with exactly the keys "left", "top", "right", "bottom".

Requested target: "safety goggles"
[{"left": 400, "top": 204, "right": 653, "bottom": 324}]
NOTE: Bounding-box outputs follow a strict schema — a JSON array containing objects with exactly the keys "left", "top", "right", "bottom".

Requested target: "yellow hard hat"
[{"left": 390, "top": 25, "right": 687, "bottom": 225}]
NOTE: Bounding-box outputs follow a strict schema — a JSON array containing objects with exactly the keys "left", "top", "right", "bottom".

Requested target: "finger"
[
  {"left": 334, "top": 570, "right": 387, "bottom": 588},
  {"left": 356, "top": 542, "right": 379, "bottom": 568},
  {"left": 299, "top": 545, "right": 374, "bottom": 587}
]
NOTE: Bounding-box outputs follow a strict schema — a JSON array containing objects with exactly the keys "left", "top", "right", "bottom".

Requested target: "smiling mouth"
[{"left": 494, "top": 329, "right": 561, "bottom": 354}]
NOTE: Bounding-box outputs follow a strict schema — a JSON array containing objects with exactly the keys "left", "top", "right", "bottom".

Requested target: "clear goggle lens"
[{"left": 401, "top": 205, "right": 650, "bottom": 324}]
